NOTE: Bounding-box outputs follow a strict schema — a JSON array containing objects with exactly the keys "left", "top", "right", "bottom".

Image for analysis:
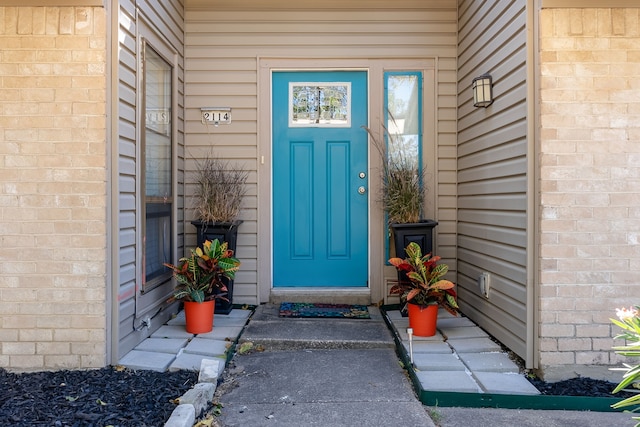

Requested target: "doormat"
[{"left": 278, "top": 302, "right": 370, "bottom": 319}]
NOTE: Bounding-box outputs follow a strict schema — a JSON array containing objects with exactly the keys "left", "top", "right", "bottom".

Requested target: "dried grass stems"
[
  {"left": 363, "top": 119, "right": 426, "bottom": 225},
  {"left": 193, "top": 156, "right": 249, "bottom": 223}
]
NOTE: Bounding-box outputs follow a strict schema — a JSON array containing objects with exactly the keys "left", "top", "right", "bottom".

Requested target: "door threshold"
[{"left": 270, "top": 288, "right": 371, "bottom": 305}]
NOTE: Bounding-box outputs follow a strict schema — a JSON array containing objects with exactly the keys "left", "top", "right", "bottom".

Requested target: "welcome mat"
[{"left": 278, "top": 302, "right": 370, "bottom": 319}]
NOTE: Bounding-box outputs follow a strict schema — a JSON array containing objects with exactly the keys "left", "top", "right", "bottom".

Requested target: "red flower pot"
[
  {"left": 408, "top": 304, "right": 438, "bottom": 337},
  {"left": 184, "top": 300, "right": 215, "bottom": 334}
]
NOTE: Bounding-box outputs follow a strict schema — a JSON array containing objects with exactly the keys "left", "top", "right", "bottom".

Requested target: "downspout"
[
  {"left": 106, "top": 0, "right": 119, "bottom": 366},
  {"left": 526, "top": 0, "right": 541, "bottom": 370}
]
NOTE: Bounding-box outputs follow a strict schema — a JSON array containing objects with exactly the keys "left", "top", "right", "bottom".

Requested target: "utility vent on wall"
[{"left": 478, "top": 272, "right": 490, "bottom": 298}]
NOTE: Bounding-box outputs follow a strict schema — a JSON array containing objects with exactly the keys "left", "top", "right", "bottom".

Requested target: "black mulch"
[
  {"left": 0, "top": 366, "right": 198, "bottom": 427},
  {"left": 2, "top": 365, "right": 637, "bottom": 427},
  {"left": 528, "top": 376, "right": 636, "bottom": 399}
]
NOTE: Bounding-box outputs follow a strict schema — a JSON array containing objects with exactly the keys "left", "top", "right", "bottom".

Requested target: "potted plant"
[
  {"left": 363, "top": 118, "right": 438, "bottom": 258},
  {"left": 363, "top": 119, "right": 438, "bottom": 315},
  {"left": 389, "top": 242, "right": 458, "bottom": 336},
  {"left": 190, "top": 155, "right": 248, "bottom": 314},
  {"left": 164, "top": 239, "right": 241, "bottom": 334}
]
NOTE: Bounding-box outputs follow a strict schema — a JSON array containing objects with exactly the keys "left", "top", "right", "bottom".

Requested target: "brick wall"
[
  {"left": 0, "top": 7, "right": 107, "bottom": 370},
  {"left": 539, "top": 8, "right": 640, "bottom": 380}
]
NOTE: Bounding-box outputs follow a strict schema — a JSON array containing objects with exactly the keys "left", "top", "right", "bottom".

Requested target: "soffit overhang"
[{"left": 184, "top": 0, "right": 455, "bottom": 11}]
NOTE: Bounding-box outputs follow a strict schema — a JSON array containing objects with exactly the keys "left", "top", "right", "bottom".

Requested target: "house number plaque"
[{"left": 201, "top": 107, "right": 232, "bottom": 125}]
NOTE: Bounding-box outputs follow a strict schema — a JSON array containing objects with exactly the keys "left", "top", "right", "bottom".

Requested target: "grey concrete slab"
[
  {"left": 412, "top": 352, "right": 466, "bottom": 371},
  {"left": 435, "top": 316, "right": 478, "bottom": 329},
  {"left": 403, "top": 340, "right": 453, "bottom": 354},
  {"left": 241, "top": 317, "right": 394, "bottom": 350},
  {"left": 435, "top": 407, "right": 632, "bottom": 427},
  {"left": 169, "top": 353, "right": 226, "bottom": 373},
  {"left": 473, "top": 372, "right": 541, "bottom": 395},
  {"left": 133, "top": 337, "right": 189, "bottom": 354},
  {"left": 220, "top": 401, "right": 436, "bottom": 427},
  {"left": 385, "top": 309, "right": 405, "bottom": 320},
  {"left": 166, "top": 311, "right": 186, "bottom": 326},
  {"left": 197, "top": 326, "right": 244, "bottom": 341},
  {"left": 389, "top": 317, "right": 410, "bottom": 330},
  {"left": 259, "top": 303, "right": 384, "bottom": 321},
  {"left": 224, "top": 348, "right": 412, "bottom": 403},
  {"left": 219, "top": 347, "right": 435, "bottom": 426},
  {"left": 183, "top": 337, "right": 229, "bottom": 357},
  {"left": 439, "top": 326, "right": 489, "bottom": 340},
  {"left": 151, "top": 325, "right": 194, "bottom": 339},
  {"left": 447, "top": 337, "right": 502, "bottom": 353},
  {"left": 398, "top": 329, "right": 444, "bottom": 342},
  {"left": 416, "top": 370, "right": 482, "bottom": 393},
  {"left": 223, "top": 308, "right": 253, "bottom": 319},
  {"left": 118, "top": 350, "right": 175, "bottom": 372},
  {"left": 458, "top": 352, "right": 520, "bottom": 373},
  {"left": 213, "top": 315, "right": 250, "bottom": 327}
]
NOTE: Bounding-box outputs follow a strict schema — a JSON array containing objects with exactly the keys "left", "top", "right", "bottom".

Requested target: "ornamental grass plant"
[{"left": 193, "top": 156, "right": 248, "bottom": 223}]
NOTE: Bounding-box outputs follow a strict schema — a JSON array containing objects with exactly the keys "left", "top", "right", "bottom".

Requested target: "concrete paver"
[
  {"left": 134, "top": 337, "right": 189, "bottom": 354},
  {"left": 387, "top": 308, "right": 538, "bottom": 396},
  {"left": 412, "top": 352, "right": 466, "bottom": 371},
  {"left": 151, "top": 325, "right": 195, "bottom": 339},
  {"left": 416, "top": 371, "right": 482, "bottom": 393},
  {"left": 440, "top": 326, "right": 490, "bottom": 339},
  {"left": 119, "top": 349, "right": 175, "bottom": 372},
  {"left": 169, "top": 353, "right": 226, "bottom": 373},
  {"left": 458, "top": 352, "right": 520, "bottom": 373},
  {"left": 198, "top": 326, "right": 244, "bottom": 340},
  {"left": 403, "top": 340, "right": 454, "bottom": 354},
  {"left": 120, "top": 308, "right": 252, "bottom": 372},
  {"left": 474, "top": 371, "right": 540, "bottom": 395},
  {"left": 447, "top": 337, "right": 502, "bottom": 353},
  {"left": 183, "top": 337, "right": 230, "bottom": 357}
]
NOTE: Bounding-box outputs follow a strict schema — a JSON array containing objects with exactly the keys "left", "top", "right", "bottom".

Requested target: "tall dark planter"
[
  {"left": 192, "top": 220, "right": 243, "bottom": 315},
  {"left": 390, "top": 220, "right": 438, "bottom": 316}
]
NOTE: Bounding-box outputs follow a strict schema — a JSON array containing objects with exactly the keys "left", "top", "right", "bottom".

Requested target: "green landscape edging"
[
  {"left": 380, "top": 305, "right": 623, "bottom": 413},
  {"left": 418, "top": 389, "right": 620, "bottom": 412}
]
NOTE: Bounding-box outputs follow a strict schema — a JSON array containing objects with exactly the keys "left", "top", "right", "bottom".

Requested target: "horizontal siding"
[
  {"left": 185, "top": 3, "right": 458, "bottom": 305},
  {"left": 457, "top": 0, "right": 530, "bottom": 364},
  {"left": 115, "top": 0, "right": 138, "bottom": 362},
  {"left": 115, "top": 0, "right": 186, "bottom": 361}
]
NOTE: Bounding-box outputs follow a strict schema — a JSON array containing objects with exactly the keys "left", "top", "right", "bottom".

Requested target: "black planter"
[
  {"left": 390, "top": 220, "right": 438, "bottom": 316},
  {"left": 191, "top": 220, "right": 243, "bottom": 315}
]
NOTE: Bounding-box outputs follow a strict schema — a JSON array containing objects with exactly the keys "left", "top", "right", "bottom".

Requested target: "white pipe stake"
[{"left": 407, "top": 327, "right": 414, "bottom": 365}]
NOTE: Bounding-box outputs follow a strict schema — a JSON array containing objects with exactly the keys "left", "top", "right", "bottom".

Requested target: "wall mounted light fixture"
[{"left": 472, "top": 73, "right": 493, "bottom": 108}]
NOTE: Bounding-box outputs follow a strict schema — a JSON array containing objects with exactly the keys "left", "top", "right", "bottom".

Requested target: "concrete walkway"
[
  {"left": 217, "top": 304, "right": 435, "bottom": 426},
  {"left": 119, "top": 304, "right": 633, "bottom": 427}
]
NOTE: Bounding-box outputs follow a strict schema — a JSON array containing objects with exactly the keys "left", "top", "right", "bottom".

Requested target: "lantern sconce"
[{"left": 472, "top": 73, "right": 493, "bottom": 108}]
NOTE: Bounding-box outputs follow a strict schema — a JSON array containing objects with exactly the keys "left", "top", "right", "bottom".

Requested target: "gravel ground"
[
  {"left": 0, "top": 366, "right": 198, "bottom": 427},
  {"left": 0, "top": 364, "right": 634, "bottom": 427}
]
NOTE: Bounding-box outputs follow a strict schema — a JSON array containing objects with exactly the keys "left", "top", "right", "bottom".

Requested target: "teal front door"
[{"left": 272, "top": 71, "right": 368, "bottom": 287}]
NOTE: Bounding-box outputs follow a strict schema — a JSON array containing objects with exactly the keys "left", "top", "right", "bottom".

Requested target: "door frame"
[{"left": 257, "top": 58, "right": 437, "bottom": 304}]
